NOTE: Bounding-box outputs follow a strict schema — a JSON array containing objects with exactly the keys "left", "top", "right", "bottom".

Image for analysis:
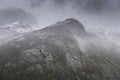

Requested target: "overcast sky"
[{"left": 0, "top": 0, "right": 120, "bottom": 31}]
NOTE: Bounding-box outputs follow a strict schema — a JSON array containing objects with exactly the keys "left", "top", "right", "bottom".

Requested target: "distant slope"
[{"left": 0, "top": 8, "right": 37, "bottom": 26}]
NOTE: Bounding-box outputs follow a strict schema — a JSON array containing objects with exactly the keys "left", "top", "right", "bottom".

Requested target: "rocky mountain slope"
[{"left": 0, "top": 18, "right": 120, "bottom": 80}]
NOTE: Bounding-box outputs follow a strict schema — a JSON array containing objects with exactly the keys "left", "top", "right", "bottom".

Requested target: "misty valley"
[{"left": 0, "top": 0, "right": 120, "bottom": 80}]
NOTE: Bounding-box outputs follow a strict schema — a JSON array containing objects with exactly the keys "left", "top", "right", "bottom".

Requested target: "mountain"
[
  {"left": 0, "top": 8, "right": 37, "bottom": 26},
  {"left": 0, "top": 8, "right": 38, "bottom": 45},
  {"left": 0, "top": 18, "right": 120, "bottom": 80},
  {"left": 0, "top": 22, "right": 39, "bottom": 46}
]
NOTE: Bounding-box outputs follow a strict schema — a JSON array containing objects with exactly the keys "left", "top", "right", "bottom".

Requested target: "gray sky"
[{"left": 0, "top": 0, "right": 120, "bottom": 31}]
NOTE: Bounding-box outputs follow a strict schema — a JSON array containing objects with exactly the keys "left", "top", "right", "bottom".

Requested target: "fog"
[
  {"left": 0, "top": 1, "right": 120, "bottom": 79},
  {"left": 0, "top": 0, "right": 120, "bottom": 31}
]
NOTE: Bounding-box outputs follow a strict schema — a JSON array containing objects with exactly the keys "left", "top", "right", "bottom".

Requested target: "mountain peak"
[
  {"left": 46, "top": 18, "right": 86, "bottom": 37},
  {"left": 65, "top": 18, "right": 80, "bottom": 24},
  {"left": 63, "top": 18, "right": 86, "bottom": 36}
]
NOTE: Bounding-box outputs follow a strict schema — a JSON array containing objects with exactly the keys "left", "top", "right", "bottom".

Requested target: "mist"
[
  {"left": 1, "top": 1, "right": 120, "bottom": 79},
  {"left": 0, "top": 0, "right": 120, "bottom": 31}
]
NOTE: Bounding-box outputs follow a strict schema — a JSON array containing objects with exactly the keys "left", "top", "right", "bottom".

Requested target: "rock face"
[
  {"left": 0, "top": 8, "right": 37, "bottom": 26},
  {"left": 0, "top": 18, "right": 120, "bottom": 80}
]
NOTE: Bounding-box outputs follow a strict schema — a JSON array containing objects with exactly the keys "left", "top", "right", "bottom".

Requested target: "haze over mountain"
[
  {"left": 0, "top": 0, "right": 120, "bottom": 80},
  {"left": 0, "top": 0, "right": 120, "bottom": 31},
  {"left": 0, "top": 8, "right": 37, "bottom": 26}
]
